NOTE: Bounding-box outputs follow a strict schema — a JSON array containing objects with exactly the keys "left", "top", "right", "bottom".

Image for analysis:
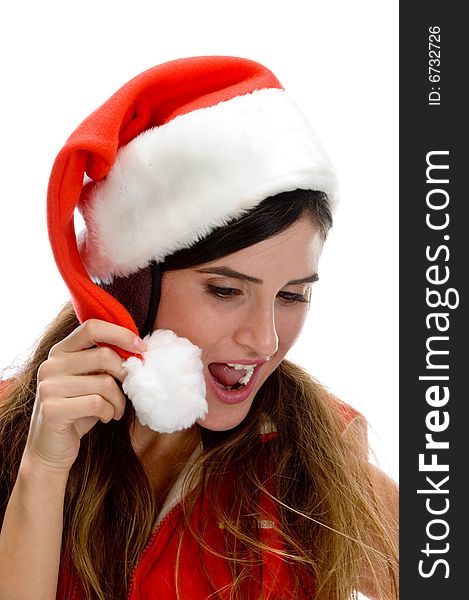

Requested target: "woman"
[{"left": 0, "top": 56, "right": 398, "bottom": 599}]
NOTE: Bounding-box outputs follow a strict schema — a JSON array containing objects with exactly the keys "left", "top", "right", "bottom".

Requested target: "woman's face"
[{"left": 154, "top": 216, "right": 324, "bottom": 431}]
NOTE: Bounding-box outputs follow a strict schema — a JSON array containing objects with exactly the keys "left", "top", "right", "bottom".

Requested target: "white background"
[{"left": 0, "top": 0, "right": 398, "bottom": 498}]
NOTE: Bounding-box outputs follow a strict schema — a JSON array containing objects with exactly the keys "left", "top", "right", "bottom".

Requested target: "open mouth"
[{"left": 208, "top": 362, "right": 257, "bottom": 391}]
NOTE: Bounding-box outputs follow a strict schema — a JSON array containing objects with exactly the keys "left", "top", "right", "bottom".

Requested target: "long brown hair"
[{"left": 0, "top": 191, "right": 398, "bottom": 599}]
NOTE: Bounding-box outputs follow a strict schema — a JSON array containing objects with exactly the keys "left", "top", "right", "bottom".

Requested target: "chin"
[{"left": 196, "top": 401, "right": 253, "bottom": 432}]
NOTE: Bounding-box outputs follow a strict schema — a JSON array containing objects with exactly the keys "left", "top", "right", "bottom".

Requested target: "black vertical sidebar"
[{"left": 400, "top": 4, "right": 467, "bottom": 599}]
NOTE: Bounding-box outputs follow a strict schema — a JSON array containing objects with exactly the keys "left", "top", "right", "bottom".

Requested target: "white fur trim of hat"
[{"left": 78, "top": 88, "right": 338, "bottom": 284}]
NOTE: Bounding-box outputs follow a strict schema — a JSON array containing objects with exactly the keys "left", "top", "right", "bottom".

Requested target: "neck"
[
  {"left": 132, "top": 420, "right": 199, "bottom": 459},
  {"left": 131, "top": 421, "right": 200, "bottom": 499}
]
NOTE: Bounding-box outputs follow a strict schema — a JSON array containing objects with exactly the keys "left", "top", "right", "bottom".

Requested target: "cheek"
[
  {"left": 155, "top": 281, "right": 228, "bottom": 345},
  {"left": 276, "top": 308, "right": 309, "bottom": 354},
  {"left": 154, "top": 280, "right": 193, "bottom": 332}
]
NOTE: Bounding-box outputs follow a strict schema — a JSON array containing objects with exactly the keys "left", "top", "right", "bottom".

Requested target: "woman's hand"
[{"left": 24, "top": 319, "right": 146, "bottom": 473}]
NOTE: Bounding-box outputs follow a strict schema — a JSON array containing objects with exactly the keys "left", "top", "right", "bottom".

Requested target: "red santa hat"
[{"left": 47, "top": 55, "right": 338, "bottom": 432}]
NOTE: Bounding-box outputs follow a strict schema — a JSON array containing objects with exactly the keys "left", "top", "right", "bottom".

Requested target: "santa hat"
[{"left": 47, "top": 55, "right": 338, "bottom": 432}]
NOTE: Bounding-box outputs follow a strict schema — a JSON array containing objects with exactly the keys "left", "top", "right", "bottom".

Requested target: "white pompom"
[{"left": 122, "top": 329, "right": 207, "bottom": 433}]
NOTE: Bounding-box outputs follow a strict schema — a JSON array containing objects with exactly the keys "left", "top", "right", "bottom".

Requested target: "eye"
[
  {"left": 277, "top": 291, "right": 310, "bottom": 305},
  {"left": 205, "top": 285, "right": 242, "bottom": 300}
]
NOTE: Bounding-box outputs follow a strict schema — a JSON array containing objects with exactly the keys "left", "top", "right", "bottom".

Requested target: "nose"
[{"left": 234, "top": 304, "right": 279, "bottom": 359}]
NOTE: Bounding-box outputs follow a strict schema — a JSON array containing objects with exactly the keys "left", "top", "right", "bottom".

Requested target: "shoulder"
[
  {"left": 0, "top": 378, "right": 11, "bottom": 393},
  {"left": 279, "top": 360, "right": 365, "bottom": 432},
  {"left": 322, "top": 391, "right": 367, "bottom": 440},
  {"left": 332, "top": 395, "right": 363, "bottom": 428},
  {"left": 258, "top": 392, "right": 365, "bottom": 444},
  {"left": 0, "top": 377, "right": 12, "bottom": 400},
  {"left": 0, "top": 377, "right": 17, "bottom": 411}
]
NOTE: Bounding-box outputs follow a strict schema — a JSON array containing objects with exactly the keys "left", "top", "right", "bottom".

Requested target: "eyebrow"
[{"left": 195, "top": 266, "right": 319, "bottom": 286}]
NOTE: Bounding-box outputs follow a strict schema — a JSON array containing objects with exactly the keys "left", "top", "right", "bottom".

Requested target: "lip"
[
  {"left": 206, "top": 362, "right": 263, "bottom": 405},
  {"left": 220, "top": 358, "right": 267, "bottom": 366}
]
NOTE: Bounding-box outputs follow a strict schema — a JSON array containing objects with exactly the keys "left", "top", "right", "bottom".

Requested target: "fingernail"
[{"left": 134, "top": 337, "right": 146, "bottom": 352}]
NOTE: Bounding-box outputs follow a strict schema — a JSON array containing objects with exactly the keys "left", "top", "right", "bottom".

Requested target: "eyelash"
[{"left": 205, "top": 285, "right": 310, "bottom": 304}]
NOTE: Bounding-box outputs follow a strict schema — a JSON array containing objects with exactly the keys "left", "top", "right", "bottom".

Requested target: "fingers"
[
  {"left": 49, "top": 319, "right": 146, "bottom": 357},
  {"left": 27, "top": 319, "right": 142, "bottom": 471},
  {"left": 36, "top": 319, "right": 140, "bottom": 427},
  {"left": 40, "top": 393, "right": 120, "bottom": 425},
  {"left": 39, "top": 346, "right": 127, "bottom": 384},
  {"left": 37, "top": 374, "right": 126, "bottom": 420}
]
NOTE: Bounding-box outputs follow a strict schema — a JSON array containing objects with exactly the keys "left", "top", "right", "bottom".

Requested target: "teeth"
[
  {"left": 227, "top": 363, "right": 256, "bottom": 386},
  {"left": 227, "top": 363, "right": 256, "bottom": 371}
]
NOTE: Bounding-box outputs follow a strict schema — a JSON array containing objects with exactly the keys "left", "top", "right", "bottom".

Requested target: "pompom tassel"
[{"left": 122, "top": 329, "right": 207, "bottom": 433}]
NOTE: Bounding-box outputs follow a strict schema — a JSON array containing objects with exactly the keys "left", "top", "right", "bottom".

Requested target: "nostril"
[{"left": 233, "top": 312, "right": 279, "bottom": 357}]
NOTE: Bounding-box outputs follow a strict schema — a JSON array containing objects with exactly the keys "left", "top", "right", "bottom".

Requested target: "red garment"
[
  {"left": 57, "top": 445, "right": 310, "bottom": 600},
  {"left": 56, "top": 400, "right": 359, "bottom": 600}
]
